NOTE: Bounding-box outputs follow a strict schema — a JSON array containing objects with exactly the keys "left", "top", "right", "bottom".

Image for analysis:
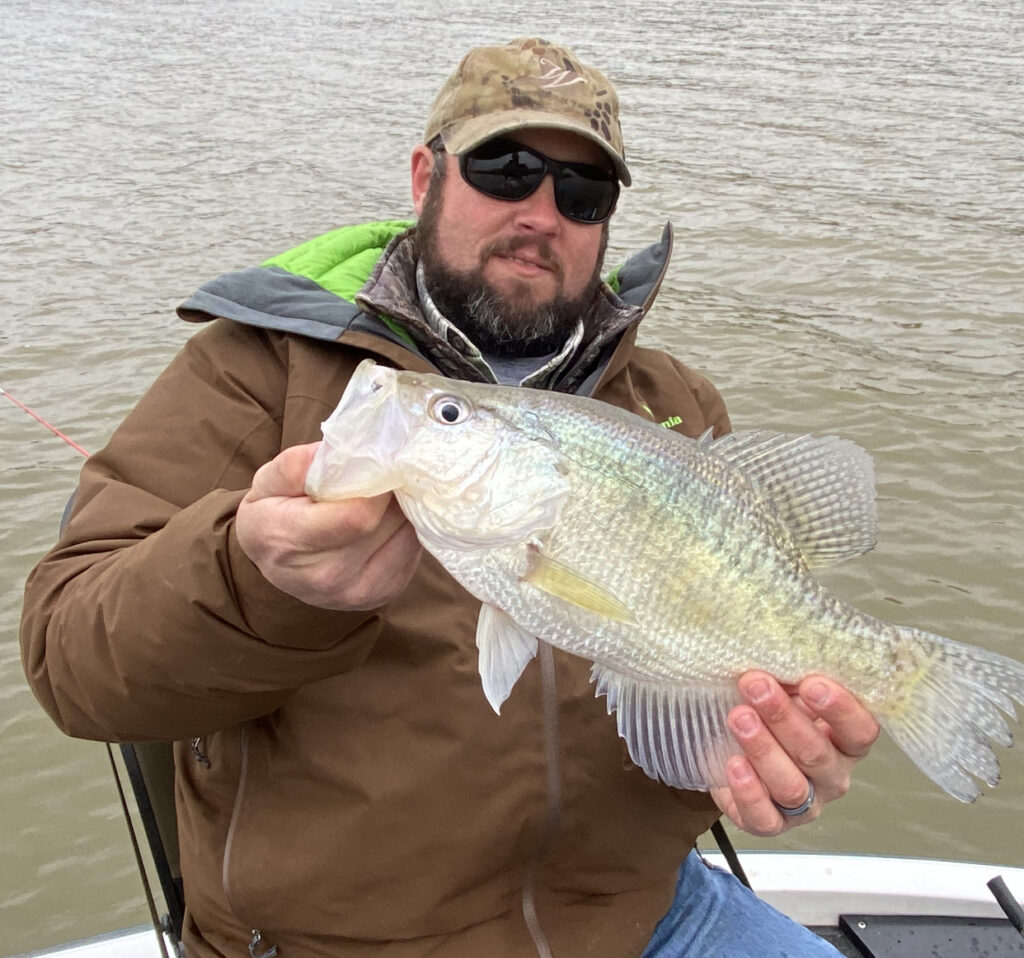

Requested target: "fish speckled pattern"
[{"left": 307, "top": 360, "right": 1024, "bottom": 803}]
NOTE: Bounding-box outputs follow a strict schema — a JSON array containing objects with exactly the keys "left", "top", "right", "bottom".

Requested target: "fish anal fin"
[
  {"left": 476, "top": 604, "right": 538, "bottom": 714},
  {"left": 592, "top": 664, "right": 741, "bottom": 790},
  {"left": 522, "top": 547, "right": 635, "bottom": 625}
]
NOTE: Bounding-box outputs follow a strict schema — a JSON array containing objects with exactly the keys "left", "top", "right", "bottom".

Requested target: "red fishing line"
[{"left": 1, "top": 388, "right": 90, "bottom": 458}]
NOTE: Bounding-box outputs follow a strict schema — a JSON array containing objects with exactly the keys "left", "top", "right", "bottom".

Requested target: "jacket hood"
[{"left": 176, "top": 220, "right": 676, "bottom": 393}]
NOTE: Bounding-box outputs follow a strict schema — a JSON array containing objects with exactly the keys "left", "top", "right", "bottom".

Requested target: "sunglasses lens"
[
  {"left": 555, "top": 167, "right": 618, "bottom": 223},
  {"left": 462, "top": 144, "right": 544, "bottom": 201},
  {"left": 461, "top": 140, "right": 619, "bottom": 224}
]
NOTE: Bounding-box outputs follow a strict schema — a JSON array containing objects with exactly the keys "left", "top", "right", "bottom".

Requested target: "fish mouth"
[{"left": 305, "top": 360, "right": 410, "bottom": 501}]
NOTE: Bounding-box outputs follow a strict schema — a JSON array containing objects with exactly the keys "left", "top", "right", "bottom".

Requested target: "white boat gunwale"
[{"left": 12, "top": 851, "right": 1024, "bottom": 957}]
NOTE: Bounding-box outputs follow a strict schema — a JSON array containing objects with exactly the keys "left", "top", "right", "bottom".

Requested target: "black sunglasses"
[{"left": 458, "top": 138, "right": 619, "bottom": 224}]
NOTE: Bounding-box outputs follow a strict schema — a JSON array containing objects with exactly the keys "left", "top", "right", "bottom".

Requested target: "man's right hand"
[{"left": 235, "top": 442, "right": 423, "bottom": 611}]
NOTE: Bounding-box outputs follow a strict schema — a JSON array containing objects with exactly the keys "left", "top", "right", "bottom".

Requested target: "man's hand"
[
  {"left": 235, "top": 443, "right": 422, "bottom": 611},
  {"left": 711, "top": 671, "right": 880, "bottom": 836}
]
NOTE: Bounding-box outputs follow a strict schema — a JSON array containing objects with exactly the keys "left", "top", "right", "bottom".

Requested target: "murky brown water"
[{"left": 2, "top": 0, "right": 1021, "bottom": 953}]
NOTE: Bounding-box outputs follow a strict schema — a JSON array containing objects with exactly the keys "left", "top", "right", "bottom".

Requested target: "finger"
[
  {"left": 238, "top": 482, "right": 403, "bottom": 579},
  {"left": 329, "top": 496, "right": 418, "bottom": 571},
  {"left": 341, "top": 520, "right": 424, "bottom": 610},
  {"left": 798, "top": 675, "right": 880, "bottom": 759},
  {"left": 715, "top": 755, "right": 791, "bottom": 837},
  {"left": 312, "top": 495, "right": 418, "bottom": 562},
  {"left": 727, "top": 701, "right": 824, "bottom": 810},
  {"left": 247, "top": 443, "right": 322, "bottom": 501},
  {"left": 239, "top": 493, "right": 422, "bottom": 611},
  {"left": 737, "top": 672, "right": 836, "bottom": 775}
]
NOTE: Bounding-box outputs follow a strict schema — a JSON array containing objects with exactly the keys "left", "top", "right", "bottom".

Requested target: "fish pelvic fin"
[
  {"left": 476, "top": 603, "right": 538, "bottom": 714},
  {"left": 592, "top": 664, "right": 741, "bottom": 790},
  {"left": 706, "top": 430, "right": 878, "bottom": 568},
  {"left": 877, "top": 626, "right": 1024, "bottom": 802},
  {"left": 522, "top": 547, "right": 636, "bottom": 625}
]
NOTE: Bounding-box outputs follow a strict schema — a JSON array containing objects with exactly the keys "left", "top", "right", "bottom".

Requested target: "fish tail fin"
[{"left": 877, "top": 626, "right": 1024, "bottom": 802}]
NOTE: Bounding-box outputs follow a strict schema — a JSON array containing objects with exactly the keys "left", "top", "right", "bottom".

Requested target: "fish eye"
[{"left": 430, "top": 395, "right": 470, "bottom": 425}]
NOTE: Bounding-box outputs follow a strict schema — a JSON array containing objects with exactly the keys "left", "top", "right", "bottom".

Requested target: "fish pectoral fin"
[
  {"left": 592, "top": 664, "right": 741, "bottom": 790},
  {"left": 522, "top": 549, "right": 635, "bottom": 625},
  {"left": 476, "top": 604, "right": 539, "bottom": 715}
]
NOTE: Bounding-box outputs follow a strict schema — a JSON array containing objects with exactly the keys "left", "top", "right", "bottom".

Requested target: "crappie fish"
[{"left": 306, "top": 359, "right": 1024, "bottom": 802}]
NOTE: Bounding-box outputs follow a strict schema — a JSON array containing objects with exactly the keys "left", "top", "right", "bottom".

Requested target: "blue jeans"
[{"left": 641, "top": 850, "right": 842, "bottom": 957}]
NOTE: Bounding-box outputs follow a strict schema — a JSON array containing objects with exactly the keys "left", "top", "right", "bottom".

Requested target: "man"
[{"left": 21, "top": 38, "right": 877, "bottom": 957}]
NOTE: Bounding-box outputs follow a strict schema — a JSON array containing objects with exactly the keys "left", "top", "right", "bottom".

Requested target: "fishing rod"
[{"left": 1, "top": 386, "right": 91, "bottom": 457}]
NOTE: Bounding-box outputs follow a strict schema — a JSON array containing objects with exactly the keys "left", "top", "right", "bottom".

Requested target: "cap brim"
[{"left": 441, "top": 110, "right": 631, "bottom": 187}]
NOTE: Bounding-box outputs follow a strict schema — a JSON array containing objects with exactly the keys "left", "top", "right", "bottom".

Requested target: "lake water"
[{"left": 1, "top": 0, "right": 1022, "bottom": 952}]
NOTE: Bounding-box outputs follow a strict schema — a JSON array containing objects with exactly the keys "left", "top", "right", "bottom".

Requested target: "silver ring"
[{"left": 773, "top": 780, "right": 815, "bottom": 817}]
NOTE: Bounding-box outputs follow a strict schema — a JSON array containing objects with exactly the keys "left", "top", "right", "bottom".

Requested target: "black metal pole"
[
  {"left": 711, "top": 819, "right": 752, "bottom": 889},
  {"left": 987, "top": 875, "right": 1024, "bottom": 938}
]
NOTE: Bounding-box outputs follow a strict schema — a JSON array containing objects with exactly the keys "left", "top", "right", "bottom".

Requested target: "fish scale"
[{"left": 306, "top": 359, "right": 1024, "bottom": 803}]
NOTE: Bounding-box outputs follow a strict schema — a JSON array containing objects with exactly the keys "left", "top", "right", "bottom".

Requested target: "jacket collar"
[
  {"left": 355, "top": 226, "right": 667, "bottom": 394},
  {"left": 413, "top": 261, "right": 586, "bottom": 389}
]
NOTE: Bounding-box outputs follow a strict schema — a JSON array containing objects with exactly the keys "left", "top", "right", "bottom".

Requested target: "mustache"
[{"left": 482, "top": 236, "right": 563, "bottom": 278}]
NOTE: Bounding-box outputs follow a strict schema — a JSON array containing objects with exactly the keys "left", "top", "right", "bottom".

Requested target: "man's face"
[{"left": 412, "top": 128, "right": 612, "bottom": 357}]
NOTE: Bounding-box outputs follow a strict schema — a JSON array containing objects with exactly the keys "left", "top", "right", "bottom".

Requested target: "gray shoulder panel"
[{"left": 177, "top": 266, "right": 364, "bottom": 341}]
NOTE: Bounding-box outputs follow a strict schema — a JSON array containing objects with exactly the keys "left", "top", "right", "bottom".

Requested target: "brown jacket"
[{"left": 21, "top": 227, "right": 730, "bottom": 957}]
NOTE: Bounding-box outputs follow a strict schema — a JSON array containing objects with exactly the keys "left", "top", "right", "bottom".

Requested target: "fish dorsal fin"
[
  {"left": 592, "top": 664, "right": 740, "bottom": 790},
  {"left": 476, "top": 603, "right": 538, "bottom": 714},
  {"left": 522, "top": 547, "right": 636, "bottom": 625},
  {"left": 707, "top": 430, "right": 878, "bottom": 568}
]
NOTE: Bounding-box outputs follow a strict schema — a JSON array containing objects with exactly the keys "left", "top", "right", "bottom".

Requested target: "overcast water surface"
[{"left": 1, "top": 1, "right": 1022, "bottom": 952}]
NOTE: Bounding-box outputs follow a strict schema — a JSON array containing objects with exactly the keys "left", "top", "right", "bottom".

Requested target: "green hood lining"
[
  {"left": 261, "top": 220, "right": 415, "bottom": 303},
  {"left": 178, "top": 221, "right": 670, "bottom": 344}
]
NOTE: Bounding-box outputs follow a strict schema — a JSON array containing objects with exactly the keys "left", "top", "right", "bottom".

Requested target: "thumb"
[{"left": 246, "top": 442, "right": 322, "bottom": 502}]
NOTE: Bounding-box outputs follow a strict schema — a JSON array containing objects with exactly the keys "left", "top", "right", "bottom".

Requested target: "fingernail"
[
  {"left": 729, "top": 757, "right": 756, "bottom": 784},
  {"left": 733, "top": 711, "right": 759, "bottom": 737},
  {"left": 745, "top": 678, "right": 770, "bottom": 704},
  {"left": 805, "top": 681, "right": 830, "bottom": 708}
]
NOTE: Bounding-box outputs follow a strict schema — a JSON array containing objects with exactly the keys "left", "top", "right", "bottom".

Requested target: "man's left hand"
[{"left": 711, "top": 671, "right": 880, "bottom": 836}]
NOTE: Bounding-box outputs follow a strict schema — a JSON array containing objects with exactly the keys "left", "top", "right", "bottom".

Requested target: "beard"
[{"left": 416, "top": 180, "right": 609, "bottom": 359}]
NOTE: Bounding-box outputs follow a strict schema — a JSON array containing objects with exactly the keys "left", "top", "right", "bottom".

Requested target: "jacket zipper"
[
  {"left": 223, "top": 722, "right": 249, "bottom": 900},
  {"left": 220, "top": 723, "right": 279, "bottom": 956},
  {"left": 522, "top": 641, "right": 561, "bottom": 958},
  {"left": 189, "top": 736, "right": 211, "bottom": 768},
  {"left": 248, "top": 929, "right": 279, "bottom": 957}
]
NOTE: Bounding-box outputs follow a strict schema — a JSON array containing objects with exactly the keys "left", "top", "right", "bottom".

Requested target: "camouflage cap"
[{"left": 423, "top": 38, "right": 630, "bottom": 186}]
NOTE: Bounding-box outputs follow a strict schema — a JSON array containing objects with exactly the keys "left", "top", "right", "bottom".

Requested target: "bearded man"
[{"left": 22, "top": 38, "right": 876, "bottom": 958}]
